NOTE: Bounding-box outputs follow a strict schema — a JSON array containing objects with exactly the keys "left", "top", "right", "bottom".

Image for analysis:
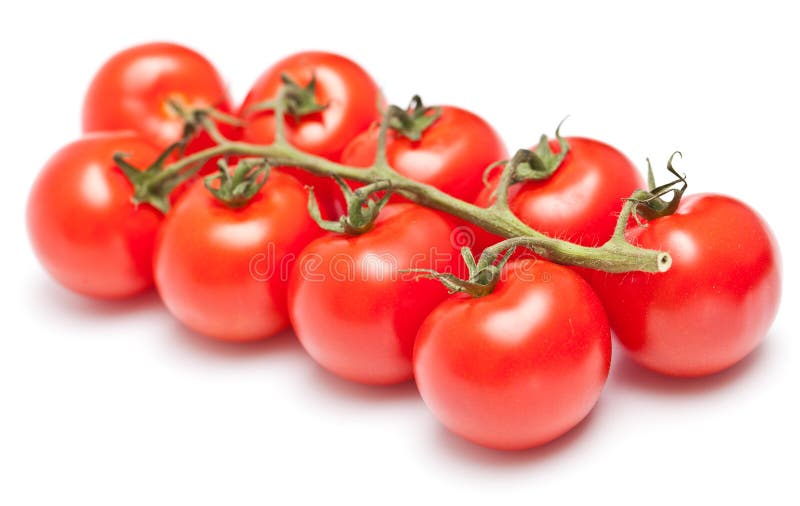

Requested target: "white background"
[{"left": 1, "top": 1, "right": 798, "bottom": 504}]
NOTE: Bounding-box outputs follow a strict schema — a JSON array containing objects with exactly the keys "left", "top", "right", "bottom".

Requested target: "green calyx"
[
  {"left": 114, "top": 143, "right": 199, "bottom": 214},
  {"left": 387, "top": 95, "right": 442, "bottom": 141},
  {"left": 204, "top": 158, "right": 271, "bottom": 208},
  {"left": 481, "top": 120, "right": 571, "bottom": 205},
  {"left": 166, "top": 99, "right": 246, "bottom": 154},
  {"left": 512, "top": 120, "right": 570, "bottom": 182},
  {"left": 280, "top": 74, "right": 328, "bottom": 119},
  {"left": 404, "top": 245, "right": 516, "bottom": 298},
  {"left": 630, "top": 152, "right": 688, "bottom": 222},
  {"left": 245, "top": 74, "right": 328, "bottom": 121},
  {"left": 307, "top": 176, "right": 393, "bottom": 235}
]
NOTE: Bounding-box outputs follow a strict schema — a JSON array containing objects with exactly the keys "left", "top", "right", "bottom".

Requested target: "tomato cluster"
[{"left": 26, "top": 42, "right": 781, "bottom": 451}]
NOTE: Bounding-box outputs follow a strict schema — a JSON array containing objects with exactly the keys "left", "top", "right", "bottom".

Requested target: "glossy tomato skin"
[
  {"left": 82, "top": 42, "right": 236, "bottom": 167},
  {"left": 414, "top": 259, "right": 611, "bottom": 450},
  {"left": 240, "top": 51, "right": 381, "bottom": 160},
  {"left": 27, "top": 132, "right": 163, "bottom": 298},
  {"left": 340, "top": 106, "right": 508, "bottom": 202},
  {"left": 240, "top": 52, "right": 382, "bottom": 216},
  {"left": 475, "top": 137, "right": 643, "bottom": 249},
  {"left": 154, "top": 172, "right": 321, "bottom": 342},
  {"left": 589, "top": 194, "right": 781, "bottom": 377},
  {"left": 288, "top": 205, "right": 460, "bottom": 385}
]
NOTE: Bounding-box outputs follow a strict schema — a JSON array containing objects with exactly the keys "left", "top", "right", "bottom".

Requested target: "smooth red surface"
[
  {"left": 240, "top": 51, "right": 381, "bottom": 160},
  {"left": 27, "top": 132, "right": 162, "bottom": 298},
  {"left": 82, "top": 42, "right": 235, "bottom": 168},
  {"left": 154, "top": 172, "right": 321, "bottom": 342},
  {"left": 240, "top": 51, "right": 382, "bottom": 215},
  {"left": 288, "top": 205, "right": 459, "bottom": 385},
  {"left": 589, "top": 194, "right": 781, "bottom": 377},
  {"left": 414, "top": 259, "right": 611, "bottom": 450},
  {"left": 341, "top": 106, "right": 507, "bottom": 201},
  {"left": 475, "top": 137, "right": 643, "bottom": 248}
]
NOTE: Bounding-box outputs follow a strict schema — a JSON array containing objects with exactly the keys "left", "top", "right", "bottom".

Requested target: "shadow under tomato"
[
  {"left": 28, "top": 276, "right": 164, "bottom": 320},
  {"left": 609, "top": 337, "right": 773, "bottom": 396},
  {"left": 429, "top": 395, "right": 605, "bottom": 467},
  {"left": 304, "top": 362, "right": 422, "bottom": 404},
  {"left": 167, "top": 320, "right": 305, "bottom": 362}
]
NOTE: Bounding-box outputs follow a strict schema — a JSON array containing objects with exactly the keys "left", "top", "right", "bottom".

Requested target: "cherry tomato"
[
  {"left": 27, "top": 132, "right": 163, "bottom": 298},
  {"left": 414, "top": 259, "right": 611, "bottom": 450},
  {"left": 239, "top": 51, "right": 382, "bottom": 215},
  {"left": 288, "top": 205, "right": 460, "bottom": 385},
  {"left": 240, "top": 51, "right": 381, "bottom": 160},
  {"left": 82, "top": 42, "right": 235, "bottom": 169},
  {"left": 475, "top": 137, "right": 643, "bottom": 249},
  {"left": 589, "top": 194, "right": 781, "bottom": 377},
  {"left": 341, "top": 105, "right": 507, "bottom": 202},
  {"left": 154, "top": 171, "right": 321, "bottom": 342}
]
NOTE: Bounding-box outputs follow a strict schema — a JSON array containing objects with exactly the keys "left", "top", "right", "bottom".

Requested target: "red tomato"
[
  {"left": 82, "top": 42, "right": 235, "bottom": 168},
  {"left": 340, "top": 106, "right": 507, "bottom": 202},
  {"left": 414, "top": 259, "right": 611, "bottom": 450},
  {"left": 589, "top": 194, "right": 781, "bottom": 377},
  {"left": 27, "top": 132, "right": 163, "bottom": 298},
  {"left": 288, "top": 205, "right": 460, "bottom": 385},
  {"left": 154, "top": 172, "right": 321, "bottom": 342},
  {"left": 240, "top": 51, "right": 381, "bottom": 160},
  {"left": 475, "top": 137, "right": 643, "bottom": 249},
  {"left": 240, "top": 51, "right": 382, "bottom": 215}
]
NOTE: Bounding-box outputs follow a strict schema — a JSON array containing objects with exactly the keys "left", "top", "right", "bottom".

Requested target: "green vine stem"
[
  {"left": 154, "top": 105, "right": 672, "bottom": 274},
  {"left": 307, "top": 177, "right": 393, "bottom": 235}
]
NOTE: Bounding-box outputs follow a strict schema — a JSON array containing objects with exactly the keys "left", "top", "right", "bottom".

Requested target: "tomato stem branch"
[
  {"left": 161, "top": 128, "right": 671, "bottom": 273},
  {"left": 198, "top": 114, "right": 230, "bottom": 146},
  {"left": 492, "top": 151, "right": 522, "bottom": 212},
  {"left": 273, "top": 88, "right": 289, "bottom": 145},
  {"left": 374, "top": 106, "right": 393, "bottom": 169}
]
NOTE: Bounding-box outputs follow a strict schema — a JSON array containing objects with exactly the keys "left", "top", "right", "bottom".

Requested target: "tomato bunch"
[{"left": 26, "top": 42, "right": 781, "bottom": 452}]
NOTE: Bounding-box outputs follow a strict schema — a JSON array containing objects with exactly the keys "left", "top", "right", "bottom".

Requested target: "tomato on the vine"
[
  {"left": 589, "top": 194, "right": 781, "bottom": 377},
  {"left": 82, "top": 42, "right": 236, "bottom": 170},
  {"left": 288, "top": 204, "right": 460, "bottom": 385},
  {"left": 27, "top": 132, "right": 163, "bottom": 299},
  {"left": 239, "top": 51, "right": 382, "bottom": 216},
  {"left": 154, "top": 170, "right": 321, "bottom": 342},
  {"left": 340, "top": 104, "right": 507, "bottom": 202},
  {"left": 475, "top": 137, "right": 643, "bottom": 249},
  {"left": 240, "top": 51, "right": 381, "bottom": 160},
  {"left": 414, "top": 258, "right": 611, "bottom": 450}
]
